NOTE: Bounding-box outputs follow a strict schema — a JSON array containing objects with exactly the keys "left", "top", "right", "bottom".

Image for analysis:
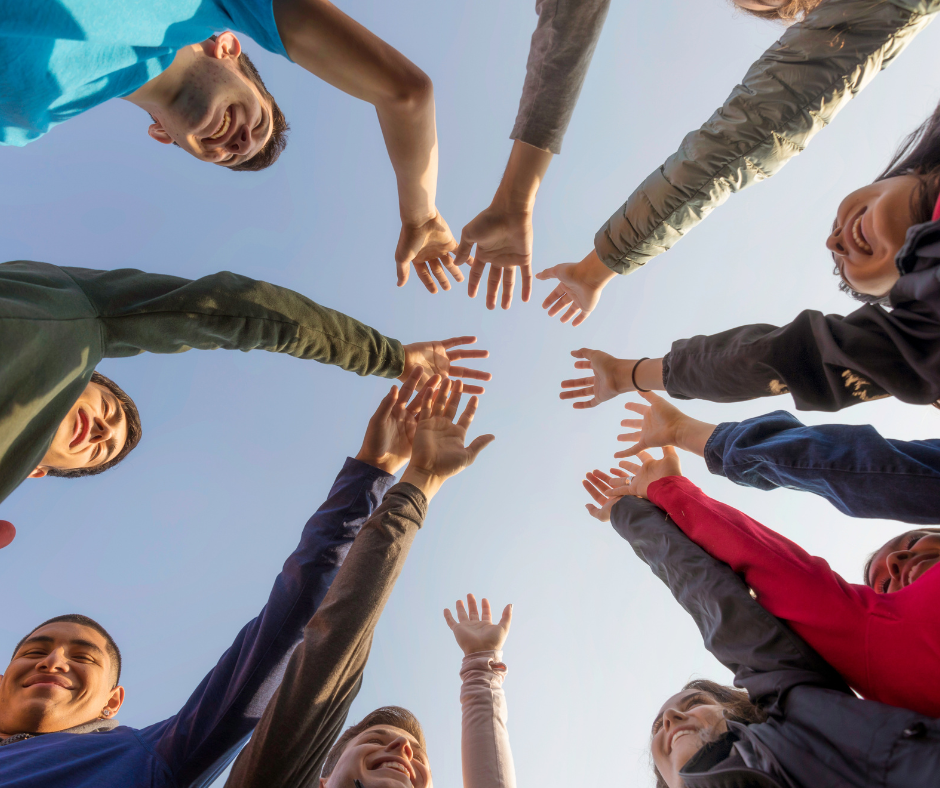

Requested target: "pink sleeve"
[
  {"left": 459, "top": 651, "right": 516, "bottom": 788},
  {"left": 646, "top": 476, "right": 873, "bottom": 679}
]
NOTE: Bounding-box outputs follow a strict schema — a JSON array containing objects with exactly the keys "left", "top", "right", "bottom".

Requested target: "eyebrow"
[
  {"left": 361, "top": 728, "right": 425, "bottom": 754},
  {"left": 21, "top": 636, "right": 104, "bottom": 654}
]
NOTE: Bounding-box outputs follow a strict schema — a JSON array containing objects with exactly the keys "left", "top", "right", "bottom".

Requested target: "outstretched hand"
[
  {"left": 536, "top": 249, "right": 616, "bottom": 327},
  {"left": 355, "top": 367, "right": 429, "bottom": 475},
  {"left": 401, "top": 336, "right": 492, "bottom": 394},
  {"left": 444, "top": 593, "right": 512, "bottom": 655},
  {"left": 560, "top": 349, "right": 634, "bottom": 409},
  {"left": 395, "top": 211, "right": 462, "bottom": 293},
  {"left": 401, "top": 379, "right": 495, "bottom": 500},
  {"left": 614, "top": 391, "right": 688, "bottom": 458},
  {"left": 617, "top": 447, "right": 683, "bottom": 499},
  {"left": 582, "top": 468, "right": 633, "bottom": 522},
  {"left": 455, "top": 206, "right": 533, "bottom": 310}
]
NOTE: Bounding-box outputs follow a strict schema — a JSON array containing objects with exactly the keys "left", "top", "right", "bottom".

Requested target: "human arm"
[
  {"left": 444, "top": 594, "right": 516, "bottom": 788},
  {"left": 143, "top": 455, "right": 398, "bottom": 786},
  {"left": 271, "top": 0, "right": 457, "bottom": 292},
  {"left": 615, "top": 391, "right": 716, "bottom": 458},
  {"left": 663, "top": 302, "right": 940, "bottom": 411},
  {"left": 225, "top": 382, "right": 494, "bottom": 787},
  {"left": 594, "top": 0, "right": 939, "bottom": 274},
  {"left": 608, "top": 494, "right": 851, "bottom": 712},
  {"left": 560, "top": 351, "right": 664, "bottom": 408},
  {"left": 705, "top": 411, "right": 940, "bottom": 524}
]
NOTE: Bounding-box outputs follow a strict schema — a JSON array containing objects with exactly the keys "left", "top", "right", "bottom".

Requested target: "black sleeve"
[
  {"left": 663, "top": 301, "right": 940, "bottom": 411},
  {"left": 609, "top": 496, "right": 850, "bottom": 714}
]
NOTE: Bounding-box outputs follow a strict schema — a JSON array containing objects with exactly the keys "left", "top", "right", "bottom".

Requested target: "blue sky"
[{"left": 2, "top": 1, "right": 940, "bottom": 785}]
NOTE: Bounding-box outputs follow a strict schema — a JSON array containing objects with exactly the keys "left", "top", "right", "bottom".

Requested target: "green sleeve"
[
  {"left": 594, "top": 0, "right": 939, "bottom": 274},
  {"left": 65, "top": 267, "right": 405, "bottom": 379}
]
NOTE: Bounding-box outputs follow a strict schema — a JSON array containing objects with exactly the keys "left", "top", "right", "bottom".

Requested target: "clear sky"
[{"left": 2, "top": 1, "right": 939, "bottom": 786}]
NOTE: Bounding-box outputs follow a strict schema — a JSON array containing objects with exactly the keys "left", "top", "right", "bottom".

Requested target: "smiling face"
[
  {"left": 147, "top": 33, "right": 274, "bottom": 168},
  {"left": 651, "top": 689, "right": 729, "bottom": 788},
  {"left": 826, "top": 175, "right": 923, "bottom": 297},
  {"left": 31, "top": 381, "right": 128, "bottom": 478},
  {"left": 867, "top": 530, "right": 940, "bottom": 594},
  {"left": 321, "top": 725, "right": 432, "bottom": 788},
  {"left": 0, "top": 622, "right": 123, "bottom": 736}
]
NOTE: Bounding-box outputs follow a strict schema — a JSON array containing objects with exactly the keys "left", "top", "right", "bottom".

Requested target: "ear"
[
  {"left": 105, "top": 685, "right": 125, "bottom": 718},
  {"left": 211, "top": 31, "right": 242, "bottom": 60},
  {"left": 28, "top": 467, "right": 48, "bottom": 479},
  {"left": 147, "top": 123, "right": 173, "bottom": 145}
]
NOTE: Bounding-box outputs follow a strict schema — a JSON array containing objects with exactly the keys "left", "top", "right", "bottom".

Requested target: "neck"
[{"left": 122, "top": 44, "right": 199, "bottom": 110}]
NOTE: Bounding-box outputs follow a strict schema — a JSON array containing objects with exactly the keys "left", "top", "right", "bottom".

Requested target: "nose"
[
  {"left": 661, "top": 708, "right": 686, "bottom": 734},
  {"left": 887, "top": 550, "right": 913, "bottom": 587},
  {"left": 89, "top": 415, "right": 113, "bottom": 444},
  {"left": 386, "top": 736, "right": 414, "bottom": 760},
  {"left": 225, "top": 125, "right": 254, "bottom": 156},
  {"left": 37, "top": 647, "right": 69, "bottom": 672},
  {"left": 826, "top": 227, "right": 846, "bottom": 256}
]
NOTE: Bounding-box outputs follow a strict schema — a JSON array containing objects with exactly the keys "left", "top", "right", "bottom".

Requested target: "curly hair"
[{"left": 733, "top": 0, "right": 821, "bottom": 23}]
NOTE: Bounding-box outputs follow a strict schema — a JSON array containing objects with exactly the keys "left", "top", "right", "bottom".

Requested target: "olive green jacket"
[
  {"left": 0, "top": 261, "right": 404, "bottom": 506},
  {"left": 595, "top": 0, "right": 940, "bottom": 274}
]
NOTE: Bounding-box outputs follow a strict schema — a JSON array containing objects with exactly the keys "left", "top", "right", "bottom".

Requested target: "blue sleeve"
[
  {"left": 138, "top": 457, "right": 396, "bottom": 788},
  {"left": 705, "top": 411, "right": 940, "bottom": 525}
]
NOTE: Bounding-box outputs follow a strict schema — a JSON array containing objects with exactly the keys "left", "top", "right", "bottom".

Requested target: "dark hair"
[
  {"left": 862, "top": 527, "right": 940, "bottom": 587},
  {"left": 46, "top": 371, "right": 143, "bottom": 479},
  {"left": 835, "top": 100, "right": 940, "bottom": 303},
  {"left": 652, "top": 679, "right": 767, "bottom": 788},
  {"left": 734, "top": 0, "right": 820, "bottom": 22},
  {"left": 321, "top": 706, "right": 427, "bottom": 778},
  {"left": 13, "top": 614, "right": 122, "bottom": 687},
  {"left": 226, "top": 45, "right": 290, "bottom": 172}
]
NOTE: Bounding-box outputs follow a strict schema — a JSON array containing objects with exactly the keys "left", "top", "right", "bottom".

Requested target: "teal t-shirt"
[{"left": 0, "top": 0, "right": 288, "bottom": 146}]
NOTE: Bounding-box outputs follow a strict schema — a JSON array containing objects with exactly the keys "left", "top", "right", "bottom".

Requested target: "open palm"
[
  {"left": 444, "top": 594, "right": 512, "bottom": 655},
  {"left": 560, "top": 348, "right": 630, "bottom": 409}
]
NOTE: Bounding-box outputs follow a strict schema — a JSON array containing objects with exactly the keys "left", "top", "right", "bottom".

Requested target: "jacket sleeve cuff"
[
  {"left": 459, "top": 650, "right": 507, "bottom": 684},
  {"left": 703, "top": 424, "right": 737, "bottom": 478}
]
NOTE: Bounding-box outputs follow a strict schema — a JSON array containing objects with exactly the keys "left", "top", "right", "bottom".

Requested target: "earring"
[{"left": 102, "top": 710, "right": 111, "bottom": 717}]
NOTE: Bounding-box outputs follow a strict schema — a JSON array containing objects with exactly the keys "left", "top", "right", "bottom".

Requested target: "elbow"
[{"left": 381, "top": 68, "right": 434, "bottom": 114}]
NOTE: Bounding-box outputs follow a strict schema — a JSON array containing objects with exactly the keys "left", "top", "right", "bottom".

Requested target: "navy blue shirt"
[
  {"left": 706, "top": 411, "right": 940, "bottom": 525},
  {"left": 0, "top": 458, "right": 394, "bottom": 788}
]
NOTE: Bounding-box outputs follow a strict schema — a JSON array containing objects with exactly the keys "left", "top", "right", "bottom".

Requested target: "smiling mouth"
[
  {"left": 852, "top": 212, "right": 872, "bottom": 254},
  {"left": 207, "top": 107, "right": 231, "bottom": 141},
  {"left": 904, "top": 557, "right": 938, "bottom": 587},
  {"left": 69, "top": 408, "right": 89, "bottom": 449},
  {"left": 372, "top": 761, "right": 412, "bottom": 779},
  {"left": 668, "top": 728, "right": 696, "bottom": 753}
]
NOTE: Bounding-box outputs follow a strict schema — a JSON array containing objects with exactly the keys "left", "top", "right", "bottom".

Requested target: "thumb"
[
  {"left": 443, "top": 608, "right": 458, "bottom": 630},
  {"left": 375, "top": 386, "right": 399, "bottom": 421},
  {"left": 535, "top": 265, "right": 558, "bottom": 281},
  {"left": 499, "top": 603, "right": 513, "bottom": 631},
  {"left": 638, "top": 389, "right": 665, "bottom": 405},
  {"left": 466, "top": 433, "right": 496, "bottom": 462},
  {"left": 454, "top": 235, "right": 475, "bottom": 267},
  {"left": 663, "top": 446, "right": 680, "bottom": 461},
  {"left": 396, "top": 257, "right": 411, "bottom": 287}
]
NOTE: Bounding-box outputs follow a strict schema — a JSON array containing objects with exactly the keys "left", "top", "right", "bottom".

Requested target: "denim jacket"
[{"left": 705, "top": 411, "right": 940, "bottom": 524}]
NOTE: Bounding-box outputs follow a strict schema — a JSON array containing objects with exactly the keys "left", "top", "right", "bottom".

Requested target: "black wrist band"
[{"left": 631, "top": 357, "right": 651, "bottom": 392}]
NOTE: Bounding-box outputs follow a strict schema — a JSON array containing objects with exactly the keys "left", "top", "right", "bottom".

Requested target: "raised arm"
[
  {"left": 594, "top": 0, "right": 940, "bottom": 274},
  {"left": 607, "top": 495, "right": 850, "bottom": 712},
  {"left": 225, "top": 380, "right": 494, "bottom": 787},
  {"left": 705, "top": 411, "right": 940, "bottom": 524},
  {"left": 444, "top": 594, "right": 516, "bottom": 788},
  {"left": 272, "top": 0, "right": 459, "bottom": 293},
  {"left": 141, "top": 455, "right": 398, "bottom": 785}
]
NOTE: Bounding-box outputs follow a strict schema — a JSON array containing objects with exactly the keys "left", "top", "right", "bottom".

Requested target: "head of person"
[
  {"left": 828, "top": 101, "right": 940, "bottom": 302},
  {"left": 865, "top": 527, "right": 940, "bottom": 594},
  {"left": 29, "top": 371, "right": 142, "bottom": 480},
  {"left": 731, "top": 0, "right": 820, "bottom": 22},
  {"left": 146, "top": 32, "right": 289, "bottom": 171},
  {"left": 0, "top": 615, "right": 123, "bottom": 736},
  {"left": 651, "top": 679, "right": 767, "bottom": 788},
  {"left": 320, "top": 706, "right": 431, "bottom": 788}
]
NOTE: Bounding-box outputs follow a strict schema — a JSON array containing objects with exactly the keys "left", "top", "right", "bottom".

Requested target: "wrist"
[
  {"left": 633, "top": 358, "right": 665, "bottom": 392},
  {"left": 354, "top": 452, "right": 405, "bottom": 476},
  {"left": 493, "top": 140, "right": 554, "bottom": 211},
  {"left": 400, "top": 466, "right": 445, "bottom": 500},
  {"left": 674, "top": 418, "right": 717, "bottom": 457},
  {"left": 400, "top": 205, "right": 438, "bottom": 228},
  {"left": 578, "top": 249, "right": 618, "bottom": 287}
]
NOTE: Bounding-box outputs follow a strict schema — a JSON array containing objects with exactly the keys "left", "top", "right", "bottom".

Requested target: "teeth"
[
  {"left": 378, "top": 762, "right": 409, "bottom": 775},
  {"left": 208, "top": 109, "right": 231, "bottom": 140},
  {"left": 852, "top": 215, "right": 872, "bottom": 253}
]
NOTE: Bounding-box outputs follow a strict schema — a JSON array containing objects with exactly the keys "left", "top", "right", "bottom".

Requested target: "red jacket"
[{"left": 647, "top": 475, "right": 940, "bottom": 717}]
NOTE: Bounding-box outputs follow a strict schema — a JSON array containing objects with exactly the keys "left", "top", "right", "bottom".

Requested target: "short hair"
[
  {"left": 651, "top": 679, "right": 767, "bottom": 788},
  {"left": 734, "top": 0, "right": 820, "bottom": 22},
  {"left": 226, "top": 46, "right": 290, "bottom": 172},
  {"left": 321, "top": 706, "right": 427, "bottom": 779},
  {"left": 862, "top": 527, "right": 940, "bottom": 587},
  {"left": 835, "top": 99, "right": 940, "bottom": 304},
  {"left": 12, "top": 614, "right": 122, "bottom": 688},
  {"left": 47, "top": 371, "right": 143, "bottom": 479}
]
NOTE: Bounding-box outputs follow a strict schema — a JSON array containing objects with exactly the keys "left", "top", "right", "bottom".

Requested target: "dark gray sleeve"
[
  {"left": 663, "top": 301, "right": 940, "bottom": 412},
  {"left": 510, "top": 0, "right": 611, "bottom": 154},
  {"left": 224, "top": 482, "right": 428, "bottom": 788},
  {"left": 609, "top": 496, "right": 850, "bottom": 713},
  {"left": 594, "top": 0, "right": 939, "bottom": 273}
]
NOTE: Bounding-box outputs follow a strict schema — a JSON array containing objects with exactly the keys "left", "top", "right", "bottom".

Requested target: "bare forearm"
[
  {"left": 675, "top": 417, "right": 717, "bottom": 458},
  {"left": 492, "top": 140, "right": 554, "bottom": 212}
]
